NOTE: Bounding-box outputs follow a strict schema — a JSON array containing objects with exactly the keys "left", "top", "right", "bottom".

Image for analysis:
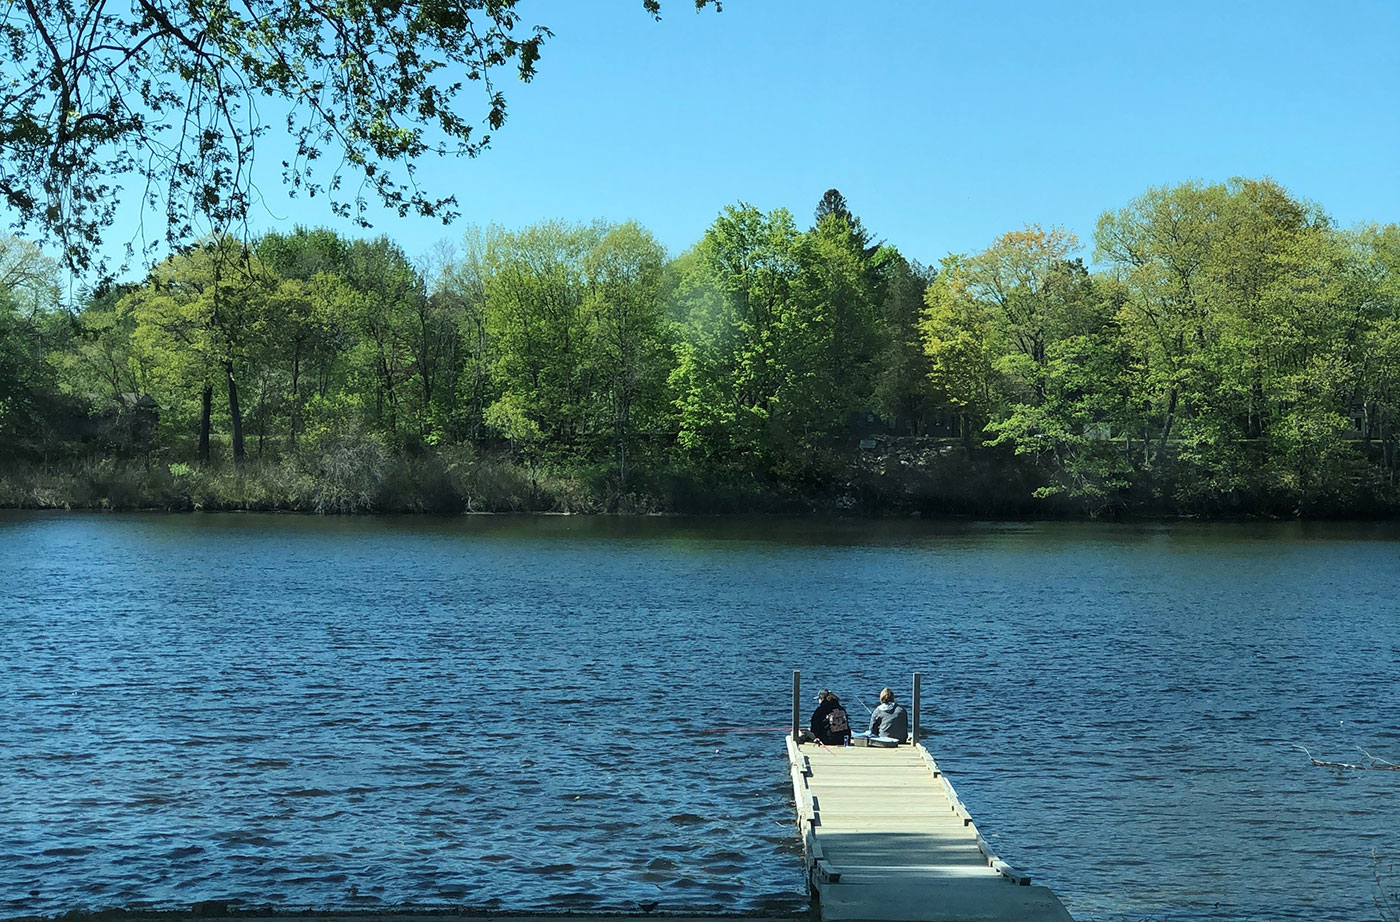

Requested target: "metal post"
[
  {"left": 792, "top": 670, "right": 801, "bottom": 742},
  {"left": 911, "top": 672, "right": 922, "bottom": 745}
]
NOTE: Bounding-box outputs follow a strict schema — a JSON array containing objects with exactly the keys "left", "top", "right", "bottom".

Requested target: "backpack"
[{"left": 826, "top": 706, "right": 849, "bottom": 736}]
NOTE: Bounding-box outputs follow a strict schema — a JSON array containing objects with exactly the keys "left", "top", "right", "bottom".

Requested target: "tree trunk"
[
  {"left": 616, "top": 394, "right": 630, "bottom": 490},
  {"left": 378, "top": 353, "right": 399, "bottom": 436},
  {"left": 198, "top": 383, "right": 213, "bottom": 463},
  {"left": 227, "top": 363, "right": 245, "bottom": 465},
  {"left": 290, "top": 340, "right": 302, "bottom": 452},
  {"left": 618, "top": 434, "right": 628, "bottom": 491},
  {"left": 256, "top": 377, "right": 267, "bottom": 459},
  {"left": 1156, "top": 388, "right": 1178, "bottom": 464}
]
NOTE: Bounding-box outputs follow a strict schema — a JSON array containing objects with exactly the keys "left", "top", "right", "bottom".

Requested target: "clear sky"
[{"left": 57, "top": 0, "right": 1400, "bottom": 273}]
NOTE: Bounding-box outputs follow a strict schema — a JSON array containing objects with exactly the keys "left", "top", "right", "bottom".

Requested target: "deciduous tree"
[
  {"left": 0, "top": 1, "right": 718, "bottom": 272},
  {"left": 120, "top": 236, "right": 269, "bottom": 463},
  {"left": 584, "top": 222, "right": 668, "bottom": 487}
]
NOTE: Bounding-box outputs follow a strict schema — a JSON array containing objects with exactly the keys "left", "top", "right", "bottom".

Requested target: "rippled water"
[{"left": 1, "top": 513, "right": 1398, "bottom": 921}]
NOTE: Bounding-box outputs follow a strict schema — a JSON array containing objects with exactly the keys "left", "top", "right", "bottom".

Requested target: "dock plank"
[{"left": 787, "top": 738, "right": 1073, "bottom": 922}]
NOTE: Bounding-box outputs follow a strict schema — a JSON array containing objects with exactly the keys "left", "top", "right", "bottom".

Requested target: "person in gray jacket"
[{"left": 867, "top": 687, "right": 909, "bottom": 743}]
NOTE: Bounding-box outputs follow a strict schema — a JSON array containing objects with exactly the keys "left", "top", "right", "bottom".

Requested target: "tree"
[
  {"left": 483, "top": 221, "right": 599, "bottom": 451},
  {"left": 1095, "top": 182, "right": 1226, "bottom": 465},
  {"left": 671, "top": 203, "right": 886, "bottom": 474},
  {"left": 783, "top": 212, "right": 884, "bottom": 449},
  {"left": 0, "top": 1, "right": 719, "bottom": 273},
  {"left": 120, "top": 236, "right": 270, "bottom": 463},
  {"left": 255, "top": 228, "right": 359, "bottom": 452},
  {"left": 670, "top": 204, "right": 799, "bottom": 464},
  {"left": 934, "top": 225, "right": 1148, "bottom": 511},
  {"left": 0, "top": 236, "right": 66, "bottom": 459},
  {"left": 51, "top": 282, "right": 144, "bottom": 409},
  {"left": 1353, "top": 225, "right": 1400, "bottom": 480},
  {"left": 813, "top": 188, "right": 871, "bottom": 250},
  {"left": 432, "top": 227, "right": 496, "bottom": 445},
  {"left": 584, "top": 222, "right": 668, "bottom": 488},
  {"left": 982, "top": 285, "right": 1139, "bottom": 514},
  {"left": 964, "top": 225, "right": 1082, "bottom": 402},
  {"left": 342, "top": 237, "right": 426, "bottom": 442},
  {"left": 871, "top": 252, "right": 938, "bottom": 435},
  {"left": 919, "top": 256, "right": 994, "bottom": 445},
  {"left": 0, "top": 236, "right": 60, "bottom": 311},
  {"left": 1094, "top": 178, "right": 1373, "bottom": 509}
]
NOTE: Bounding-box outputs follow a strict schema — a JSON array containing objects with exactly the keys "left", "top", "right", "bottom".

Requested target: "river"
[{"left": 1, "top": 512, "right": 1397, "bottom": 921}]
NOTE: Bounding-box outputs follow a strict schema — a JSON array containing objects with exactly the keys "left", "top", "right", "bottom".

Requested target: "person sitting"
[
  {"left": 809, "top": 689, "right": 852, "bottom": 746},
  {"left": 867, "top": 687, "right": 909, "bottom": 743}
]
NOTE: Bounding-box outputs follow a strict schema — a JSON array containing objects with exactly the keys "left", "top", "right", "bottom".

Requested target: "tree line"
[{"left": 2, "top": 179, "right": 1398, "bottom": 516}]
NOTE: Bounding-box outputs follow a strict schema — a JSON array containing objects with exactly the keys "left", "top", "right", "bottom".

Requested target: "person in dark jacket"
[
  {"left": 809, "top": 689, "right": 851, "bottom": 746},
  {"left": 867, "top": 687, "right": 909, "bottom": 743}
]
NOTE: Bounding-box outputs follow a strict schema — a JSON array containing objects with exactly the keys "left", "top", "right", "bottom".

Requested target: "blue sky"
[{"left": 67, "top": 0, "right": 1400, "bottom": 272}]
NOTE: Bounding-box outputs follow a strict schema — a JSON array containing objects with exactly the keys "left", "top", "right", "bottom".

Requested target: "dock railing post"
[
  {"left": 792, "top": 670, "right": 801, "bottom": 742},
  {"left": 911, "top": 671, "right": 921, "bottom": 744}
]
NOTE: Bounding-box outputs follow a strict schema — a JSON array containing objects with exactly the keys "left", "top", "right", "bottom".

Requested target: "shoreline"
[
  {"left": 4, "top": 443, "right": 1399, "bottom": 520},
  {"left": 3, "top": 503, "right": 1400, "bottom": 525},
  {"left": 5, "top": 912, "right": 810, "bottom": 922}
]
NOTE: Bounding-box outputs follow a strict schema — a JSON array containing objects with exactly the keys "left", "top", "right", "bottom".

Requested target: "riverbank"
[
  {"left": 0, "top": 447, "right": 1042, "bottom": 517},
  {"left": 3, "top": 439, "right": 1398, "bottom": 519}
]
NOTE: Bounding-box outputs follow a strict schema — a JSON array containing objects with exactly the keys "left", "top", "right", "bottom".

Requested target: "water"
[{"left": 1, "top": 512, "right": 1397, "bottom": 922}]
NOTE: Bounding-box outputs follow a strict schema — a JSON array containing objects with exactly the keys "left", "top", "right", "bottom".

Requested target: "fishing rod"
[{"left": 849, "top": 697, "right": 878, "bottom": 739}]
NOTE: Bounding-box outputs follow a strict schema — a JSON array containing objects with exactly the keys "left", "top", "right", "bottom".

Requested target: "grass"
[{"left": 0, "top": 449, "right": 786, "bottom": 515}]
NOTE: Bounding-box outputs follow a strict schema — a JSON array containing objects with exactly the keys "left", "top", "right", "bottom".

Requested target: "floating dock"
[{"left": 787, "top": 694, "right": 1073, "bottom": 921}]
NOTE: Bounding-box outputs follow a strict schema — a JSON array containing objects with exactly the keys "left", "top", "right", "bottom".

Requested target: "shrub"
[{"left": 303, "top": 436, "right": 388, "bottom": 514}]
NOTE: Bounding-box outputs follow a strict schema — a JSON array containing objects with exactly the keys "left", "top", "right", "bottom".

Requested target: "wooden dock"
[{"left": 786, "top": 738, "right": 1073, "bottom": 922}]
